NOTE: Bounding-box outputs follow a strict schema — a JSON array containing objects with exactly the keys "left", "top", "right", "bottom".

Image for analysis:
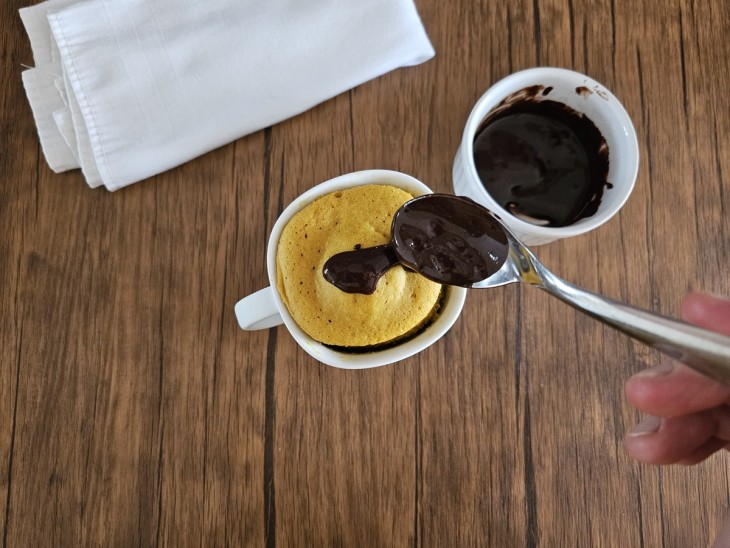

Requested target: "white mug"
[
  {"left": 234, "top": 170, "right": 468, "bottom": 369},
  {"left": 453, "top": 67, "right": 639, "bottom": 246}
]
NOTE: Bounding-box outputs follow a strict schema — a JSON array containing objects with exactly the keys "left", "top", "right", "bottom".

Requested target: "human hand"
[{"left": 624, "top": 292, "right": 730, "bottom": 465}]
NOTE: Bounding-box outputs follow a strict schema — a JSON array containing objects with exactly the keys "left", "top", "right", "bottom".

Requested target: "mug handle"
[{"left": 234, "top": 287, "right": 284, "bottom": 330}]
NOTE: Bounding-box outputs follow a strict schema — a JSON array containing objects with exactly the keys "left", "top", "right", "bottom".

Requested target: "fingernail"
[
  {"left": 629, "top": 416, "right": 662, "bottom": 437},
  {"left": 635, "top": 362, "right": 675, "bottom": 378}
]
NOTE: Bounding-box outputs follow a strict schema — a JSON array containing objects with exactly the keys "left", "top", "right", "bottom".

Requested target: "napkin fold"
[{"left": 20, "top": 0, "right": 435, "bottom": 191}]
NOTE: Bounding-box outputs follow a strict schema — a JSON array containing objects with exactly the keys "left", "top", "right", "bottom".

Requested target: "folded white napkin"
[{"left": 20, "top": 0, "right": 435, "bottom": 191}]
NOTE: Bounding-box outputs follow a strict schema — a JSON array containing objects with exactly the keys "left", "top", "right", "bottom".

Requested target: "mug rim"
[
  {"left": 459, "top": 67, "right": 640, "bottom": 238},
  {"left": 265, "top": 169, "right": 467, "bottom": 369}
]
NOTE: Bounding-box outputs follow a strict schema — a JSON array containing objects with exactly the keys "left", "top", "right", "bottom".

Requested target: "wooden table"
[{"left": 2, "top": 0, "right": 729, "bottom": 545}]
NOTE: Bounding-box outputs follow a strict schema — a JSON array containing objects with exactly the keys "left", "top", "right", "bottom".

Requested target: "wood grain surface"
[{"left": 2, "top": 0, "right": 729, "bottom": 546}]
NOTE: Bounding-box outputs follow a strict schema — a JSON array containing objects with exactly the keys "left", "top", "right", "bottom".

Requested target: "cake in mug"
[{"left": 276, "top": 184, "right": 444, "bottom": 349}]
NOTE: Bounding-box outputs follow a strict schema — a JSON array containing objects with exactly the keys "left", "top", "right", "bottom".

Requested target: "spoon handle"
[{"left": 536, "top": 272, "right": 730, "bottom": 385}]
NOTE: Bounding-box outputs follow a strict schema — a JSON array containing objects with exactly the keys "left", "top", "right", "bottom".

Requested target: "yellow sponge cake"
[{"left": 276, "top": 184, "right": 444, "bottom": 348}]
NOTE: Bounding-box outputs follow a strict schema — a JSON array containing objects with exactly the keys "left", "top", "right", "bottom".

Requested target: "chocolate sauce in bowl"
[
  {"left": 473, "top": 97, "right": 609, "bottom": 227},
  {"left": 323, "top": 194, "right": 510, "bottom": 294}
]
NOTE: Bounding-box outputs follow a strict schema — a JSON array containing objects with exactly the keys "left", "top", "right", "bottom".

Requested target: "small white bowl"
[{"left": 453, "top": 67, "right": 639, "bottom": 246}]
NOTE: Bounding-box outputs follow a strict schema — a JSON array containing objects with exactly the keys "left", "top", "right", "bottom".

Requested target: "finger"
[
  {"left": 625, "top": 361, "right": 730, "bottom": 417},
  {"left": 681, "top": 292, "right": 730, "bottom": 336},
  {"left": 624, "top": 408, "right": 726, "bottom": 465},
  {"left": 677, "top": 437, "right": 730, "bottom": 465}
]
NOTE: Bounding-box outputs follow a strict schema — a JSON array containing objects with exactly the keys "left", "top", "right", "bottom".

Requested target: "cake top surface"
[{"left": 276, "top": 184, "right": 443, "bottom": 347}]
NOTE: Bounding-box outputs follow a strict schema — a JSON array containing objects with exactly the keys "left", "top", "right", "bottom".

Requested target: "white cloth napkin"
[{"left": 20, "top": 0, "right": 435, "bottom": 191}]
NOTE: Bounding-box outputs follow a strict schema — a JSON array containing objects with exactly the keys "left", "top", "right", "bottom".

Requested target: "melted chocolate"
[
  {"left": 473, "top": 98, "right": 609, "bottom": 227},
  {"left": 323, "top": 194, "right": 510, "bottom": 294},
  {"left": 321, "top": 244, "right": 397, "bottom": 295}
]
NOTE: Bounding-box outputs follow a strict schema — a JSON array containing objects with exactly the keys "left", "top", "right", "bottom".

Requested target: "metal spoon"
[
  {"left": 482, "top": 223, "right": 730, "bottom": 382},
  {"left": 325, "top": 194, "right": 730, "bottom": 384},
  {"left": 405, "top": 195, "right": 730, "bottom": 385}
]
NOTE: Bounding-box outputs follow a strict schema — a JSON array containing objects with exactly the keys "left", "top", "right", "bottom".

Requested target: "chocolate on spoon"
[{"left": 322, "top": 194, "right": 509, "bottom": 293}]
